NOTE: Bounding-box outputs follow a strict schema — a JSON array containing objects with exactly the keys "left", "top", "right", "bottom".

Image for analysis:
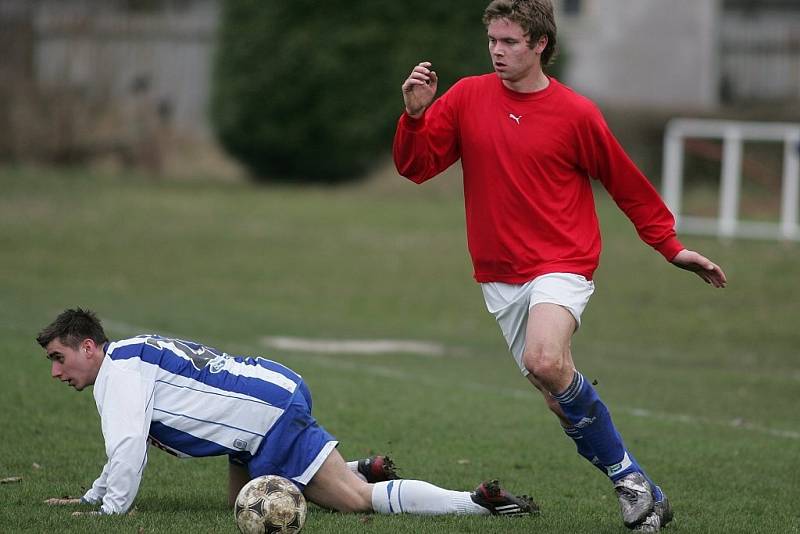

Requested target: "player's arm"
[
  {"left": 575, "top": 108, "right": 728, "bottom": 288},
  {"left": 576, "top": 106, "right": 687, "bottom": 260},
  {"left": 91, "top": 363, "right": 153, "bottom": 514},
  {"left": 394, "top": 62, "right": 462, "bottom": 184},
  {"left": 77, "top": 456, "right": 112, "bottom": 506}
]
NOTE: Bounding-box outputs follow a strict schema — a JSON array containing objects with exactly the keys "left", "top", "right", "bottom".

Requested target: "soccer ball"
[{"left": 234, "top": 475, "right": 307, "bottom": 534}]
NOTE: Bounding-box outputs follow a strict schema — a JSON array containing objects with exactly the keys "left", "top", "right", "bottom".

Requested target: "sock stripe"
[
  {"left": 606, "top": 451, "right": 634, "bottom": 478},
  {"left": 386, "top": 480, "right": 395, "bottom": 513},
  {"left": 397, "top": 480, "right": 405, "bottom": 513},
  {"left": 553, "top": 372, "right": 584, "bottom": 404}
]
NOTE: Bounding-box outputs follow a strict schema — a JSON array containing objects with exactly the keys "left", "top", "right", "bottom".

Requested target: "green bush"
[{"left": 211, "top": 0, "right": 566, "bottom": 182}]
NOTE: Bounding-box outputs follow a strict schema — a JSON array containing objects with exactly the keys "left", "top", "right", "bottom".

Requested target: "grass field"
[{"left": 0, "top": 165, "right": 798, "bottom": 533}]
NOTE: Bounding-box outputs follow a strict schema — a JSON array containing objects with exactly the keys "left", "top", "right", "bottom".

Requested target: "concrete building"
[{"left": 556, "top": 0, "right": 800, "bottom": 110}]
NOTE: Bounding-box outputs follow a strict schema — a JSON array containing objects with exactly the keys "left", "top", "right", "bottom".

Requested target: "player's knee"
[{"left": 523, "top": 343, "right": 567, "bottom": 387}]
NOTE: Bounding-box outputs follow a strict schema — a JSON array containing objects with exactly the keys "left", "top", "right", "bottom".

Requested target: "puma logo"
[{"left": 509, "top": 113, "right": 522, "bottom": 124}]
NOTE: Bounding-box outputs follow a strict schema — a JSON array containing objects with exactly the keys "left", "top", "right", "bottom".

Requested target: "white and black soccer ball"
[{"left": 234, "top": 475, "right": 307, "bottom": 534}]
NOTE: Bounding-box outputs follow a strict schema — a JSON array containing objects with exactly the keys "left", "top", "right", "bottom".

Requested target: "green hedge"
[{"left": 211, "top": 0, "right": 563, "bottom": 182}]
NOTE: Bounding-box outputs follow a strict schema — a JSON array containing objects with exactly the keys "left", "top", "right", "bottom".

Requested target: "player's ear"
[
  {"left": 81, "top": 338, "right": 95, "bottom": 355},
  {"left": 534, "top": 35, "right": 547, "bottom": 54}
]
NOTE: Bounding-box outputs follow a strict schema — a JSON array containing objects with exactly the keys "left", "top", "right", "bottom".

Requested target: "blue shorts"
[{"left": 231, "top": 381, "right": 337, "bottom": 488}]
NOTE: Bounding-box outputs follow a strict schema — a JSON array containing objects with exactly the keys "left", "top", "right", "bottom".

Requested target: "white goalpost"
[{"left": 662, "top": 118, "right": 800, "bottom": 241}]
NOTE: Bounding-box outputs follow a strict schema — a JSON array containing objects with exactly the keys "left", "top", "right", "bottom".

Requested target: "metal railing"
[{"left": 662, "top": 118, "right": 800, "bottom": 241}]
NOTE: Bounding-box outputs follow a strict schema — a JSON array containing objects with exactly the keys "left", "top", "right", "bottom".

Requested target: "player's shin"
[
  {"left": 563, "top": 425, "right": 606, "bottom": 474},
  {"left": 554, "top": 371, "right": 644, "bottom": 482},
  {"left": 564, "top": 419, "right": 663, "bottom": 501}
]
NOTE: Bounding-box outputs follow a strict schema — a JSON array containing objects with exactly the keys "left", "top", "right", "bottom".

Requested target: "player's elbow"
[
  {"left": 392, "top": 156, "right": 434, "bottom": 185},
  {"left": 394, "top": 165, "right": 429, "bottom": 184}
]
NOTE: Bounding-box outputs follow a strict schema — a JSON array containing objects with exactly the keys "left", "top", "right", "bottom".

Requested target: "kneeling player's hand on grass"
[
  {"left": 44, "top": 497, "right": 82, "bottom": 506},
  {"left": 70, "top": 508, "right": 136, "bottom": 517}
]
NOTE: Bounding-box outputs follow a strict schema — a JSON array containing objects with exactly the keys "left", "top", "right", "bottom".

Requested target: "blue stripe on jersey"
[
  {"left": 108, "top": 337, "right": 299, "bottom": 407},
  {"left": 149, "top": 421, "right": 236, "bottom": 457}
]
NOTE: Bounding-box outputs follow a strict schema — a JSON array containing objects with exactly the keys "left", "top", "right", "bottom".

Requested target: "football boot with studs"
[
  {"left": 470, "top": 479, "right": 539, "bottom": 516},
  {"left": 356, "top": 455, "right": 399, "bottom": 483},
  {"left": 614, "top": 472, "right": 655, "bottom": 528}
]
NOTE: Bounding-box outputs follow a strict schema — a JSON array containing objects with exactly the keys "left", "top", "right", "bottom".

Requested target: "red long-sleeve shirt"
[{"left": 393, "top": 74, "right": 684, "bottom": 283}]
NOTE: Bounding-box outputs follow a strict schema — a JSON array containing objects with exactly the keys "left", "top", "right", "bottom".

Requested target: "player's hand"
[
  {"left": 671, "top": 249, "right": 727, "bottom": 288},
  {"left": 70, "top": 508, "right": 136, "bottom": 517},
  {"left": 44, "top": 497, "right": 82, "bottom": 506},
  {"left": 402, "top": 61, "right": 438, "bottom": 118}
]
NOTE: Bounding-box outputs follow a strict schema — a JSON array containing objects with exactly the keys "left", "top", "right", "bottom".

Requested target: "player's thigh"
[
  {"left": 524, "top": 272, "right": 594, "bottom": 355},
  {"left": 303, "top": 448, "right": 372, "bottom": 513},
  {"left": 525, "top": 302, "right": 576, "bottom": 358},
  {"left": 523, "top": 304, "right": 577, "bottom": 392}
]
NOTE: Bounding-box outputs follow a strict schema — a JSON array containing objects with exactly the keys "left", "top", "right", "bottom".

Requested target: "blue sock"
[
  {"left": 554, "top": 372, "right": 654, "bottom": 487},
  {"left": 563, "top": 426, "right": 606, "bottom": 474}
]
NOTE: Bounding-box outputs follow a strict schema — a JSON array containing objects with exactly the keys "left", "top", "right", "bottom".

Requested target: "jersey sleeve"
[
  {"left": 94, "top": 360, "right": 155, "bottom": 514},
  {"left": 392, "top": 82, "right": 463, "bottom": 184},
  {"left": 576, "top": 105, "right": 684, "bottom": 261},
  {"left": 81, "top": 462, "right": 110, "bottom": 504}
]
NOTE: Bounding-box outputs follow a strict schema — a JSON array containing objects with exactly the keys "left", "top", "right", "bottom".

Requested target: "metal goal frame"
[{"left": 662, "top": 118, "right": 800, "bottom": 241}]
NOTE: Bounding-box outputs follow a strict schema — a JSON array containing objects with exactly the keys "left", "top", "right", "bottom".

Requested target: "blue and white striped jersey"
[{"left": 83, "top": 335, "right": 303, "bottom": 514}]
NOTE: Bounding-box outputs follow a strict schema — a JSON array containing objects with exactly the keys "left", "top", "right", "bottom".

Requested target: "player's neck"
[{"left": 502, "top": 68, "right": 549, "bottom": 94}]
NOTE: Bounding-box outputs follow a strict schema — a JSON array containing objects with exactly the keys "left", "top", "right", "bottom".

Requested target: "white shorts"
[{"left": 481, "top": 273, "right": 595, "bottom": 376}]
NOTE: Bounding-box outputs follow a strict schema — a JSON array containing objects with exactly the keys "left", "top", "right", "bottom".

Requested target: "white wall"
[{"left": 556, "top": 0, "right": 720, "bottom": 110}]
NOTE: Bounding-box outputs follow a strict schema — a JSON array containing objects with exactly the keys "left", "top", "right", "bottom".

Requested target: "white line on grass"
[
  {"left": 261, "top": 336, "right": 445, "bottom": 356},
  {"left": 625, "top": 408, "right": 800, "bottom": 440},
  {"left": 103, "top": 319, "right": 799, "bottom": 441}
]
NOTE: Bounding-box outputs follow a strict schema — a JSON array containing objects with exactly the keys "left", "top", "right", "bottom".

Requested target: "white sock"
[
  {"left": 371, "top": 480, "right": 489, "bottom": 515},
  {"left": 345, "top": 460, "right": 367, "bottom": 482}
]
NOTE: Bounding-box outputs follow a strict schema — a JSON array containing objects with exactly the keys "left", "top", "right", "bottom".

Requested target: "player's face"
[
  {"left": 487, "top": 18, "right": 543, "bottom": 86},
  {"left": 46, "top": 338, "right": 98, "bottom": 391}
]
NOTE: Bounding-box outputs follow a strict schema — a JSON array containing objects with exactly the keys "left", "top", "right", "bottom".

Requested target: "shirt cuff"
[
  {"left": 655, "top": 237, "right": 685, "bottom": 262},
  {"left": 100, "top": 502, "right": 122, "bottom": 515},
  {"left": 81, "top": 491, "right": 102, "bottom": 506},
  {"left": 399, "top": 111, "right": 426, "bottom": 131}
]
